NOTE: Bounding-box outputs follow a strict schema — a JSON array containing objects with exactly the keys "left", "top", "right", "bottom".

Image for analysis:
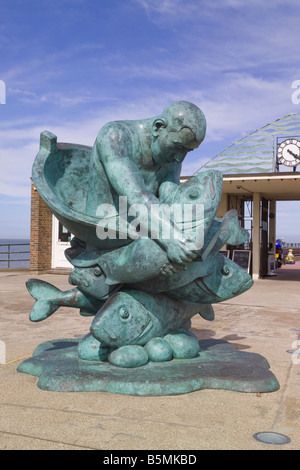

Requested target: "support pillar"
[
  {"left": 252, "top": 192, "right": 261, "bottom": 280},
  {"left": 30, "top": 183, "right": 53, "bottom": 273},
  {"left": 268, "top": 199, "right": 276, "bottom": 255}
]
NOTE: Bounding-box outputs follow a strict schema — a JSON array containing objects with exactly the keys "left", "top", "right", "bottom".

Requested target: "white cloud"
[
  {"left": 133, "top": 0, "right": 197, "bottom": 16},
  {"left": 2, "top": 1, "right": 300, "bottom": 193},
  {"left": 0, "top": 71, "right": 297, "bottom": 200},
  {"left": 201, "top": 75, "right": 294, "bottom": 140}
]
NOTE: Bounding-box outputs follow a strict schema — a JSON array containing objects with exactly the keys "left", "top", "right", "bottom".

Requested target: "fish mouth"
[
  {"left": 232, "top": 278, "right": 253, "bottom": 295},
  {"left": 69, "top": 271, "right": 90, "bottom": 288},
  {"left": 200, "top": 277, "right": 253, "bottom": 299},
  {"left": 134, "top": 319, "right": 153, "bottom": 344},
  {"left": 91, "top": 325, "right": 118, "bottom": 345},
  {"left": 101, "top": 327, "right": 117, "bottom": 340}
]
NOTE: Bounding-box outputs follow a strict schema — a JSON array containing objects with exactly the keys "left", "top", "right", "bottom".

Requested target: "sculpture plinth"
[
  {"left": 18, "top": 338, "right": 279, "bottom": 395},
  {"left": 18, "top": 102, "right": 279, "bottom": 395}
]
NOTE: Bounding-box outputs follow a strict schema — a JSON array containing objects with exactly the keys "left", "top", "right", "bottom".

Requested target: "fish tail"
[
  {"left": 29, "top": 300, "right": 60, "bottom": 322},
  {"left": 26, "top": 279, "right": 103, "bottom": 321},
  {"left": 26, "top": 279, "right": 62, "bottom": 300},
  {"left": 26, "top": 279, "right": 75, "bottom": 322}
]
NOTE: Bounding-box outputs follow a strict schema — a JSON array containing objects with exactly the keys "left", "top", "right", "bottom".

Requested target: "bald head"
[{"left": 161, "top": 101, "right": 206, "bottom": 144}]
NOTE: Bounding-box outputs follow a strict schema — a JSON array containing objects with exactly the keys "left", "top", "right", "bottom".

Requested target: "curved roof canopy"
[{"left": 195, "top": 113, "right": 300, "bottom": 175}]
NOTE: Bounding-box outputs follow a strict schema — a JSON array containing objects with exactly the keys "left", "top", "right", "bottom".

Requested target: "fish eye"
[
  {"left": 94, "top": 267, "right": 102, "bottom": 277},
  {"left": 189, "top": 188, "right": 200, "bottom": 200},
  {"left": 119, "top": 307, "right": 130, "bottom": 320},
  {"left": 221, "top": 265, "right": 231, "bottom": 276}
]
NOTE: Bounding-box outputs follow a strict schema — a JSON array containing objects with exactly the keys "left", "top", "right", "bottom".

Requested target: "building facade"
[{"left": 194, "top": 112, "right": 300, "bottom": 279}]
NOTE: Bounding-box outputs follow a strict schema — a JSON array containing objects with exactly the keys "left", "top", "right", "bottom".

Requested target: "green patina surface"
[
  {"left": 18, "top": 338, "right": 279, "bottom": 395},
  {"left": 18, "top": 102, "right": 279, "bottom": 394}
]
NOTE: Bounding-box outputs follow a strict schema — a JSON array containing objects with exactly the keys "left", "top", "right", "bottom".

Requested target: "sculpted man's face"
[{"left": 151, "top": 125, "right": 202, "bottom": 165}]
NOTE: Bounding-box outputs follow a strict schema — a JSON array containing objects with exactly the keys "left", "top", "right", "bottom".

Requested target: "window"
[{"left": 58, "top": 222, "right": 71, "bottom": 242}]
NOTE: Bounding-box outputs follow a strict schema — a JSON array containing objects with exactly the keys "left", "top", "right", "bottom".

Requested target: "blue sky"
[{"left": 1, "top": 0, "right": 300, "bottom": 240}]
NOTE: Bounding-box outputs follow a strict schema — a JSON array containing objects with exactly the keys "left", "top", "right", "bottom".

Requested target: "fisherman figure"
[{"left": 85, "top": 101, "right": 207, "bottom": 274}]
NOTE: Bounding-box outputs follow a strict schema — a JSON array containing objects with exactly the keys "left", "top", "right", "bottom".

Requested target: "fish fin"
[
  {"left": 200, "top": 222, "right": 223, "bottom": 260},
  {"left": 26, "top": 279, "right": 62, "bottom": 300},
  {"left": 222, "top": 210, "right": 249, "bottom": 245},
  {"left": 199, "top": 304, "right": 215, "bottom": 321},
  {"left": 79, "top": 299, "right": 105, "bottom": 317},
  {"left": 104, "top": 276, "right": 122, "bottom": 286},
  {"left": 226, "top": 225, "right": 249, "bottom": 245},
  {"left": 79, "top": 308, "right": 97, "bottom": 317},
  {"left": 29, "top": 300, "right": 60, "bottom": 322}
]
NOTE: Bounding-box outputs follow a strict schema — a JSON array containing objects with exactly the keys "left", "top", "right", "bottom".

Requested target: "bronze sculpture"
[{"left": 18, "top": 102, "right": 279, "bottom": 395}]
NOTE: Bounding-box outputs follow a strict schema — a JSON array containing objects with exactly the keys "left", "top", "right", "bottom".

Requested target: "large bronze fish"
[
  {"left": 90, "top": 290, "right": 208, "bottom": 348},
  {"left": 167, "top": 253, "right": 253, "bottom": 304},
  {"left": 90, "top": 256, "right": 252, "bottom": 348}
]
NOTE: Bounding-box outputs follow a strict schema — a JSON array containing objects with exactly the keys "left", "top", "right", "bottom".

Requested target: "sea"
[{"left": 0, "top": 239, "right": 30, "bottom": 269}]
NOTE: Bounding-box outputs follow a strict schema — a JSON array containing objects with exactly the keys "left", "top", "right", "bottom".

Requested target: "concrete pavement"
[{"left": 0, "top": 263, "right": 300, "bottom": 450}]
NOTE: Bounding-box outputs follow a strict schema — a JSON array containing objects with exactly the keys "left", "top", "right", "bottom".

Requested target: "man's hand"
[
  {"left": 159, "top": 261, "right": 182, "bottom": 277},
  {"left": 162, "top": 237, "right": 198, "bottom": 265},
  {"left": 158, "top": 237, "right": 198, "bottom": 277}
]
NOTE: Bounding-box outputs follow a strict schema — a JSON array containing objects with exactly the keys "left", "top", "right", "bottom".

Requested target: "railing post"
[{"left": 8, "top": 244, "right": 10, "bottom": 268}]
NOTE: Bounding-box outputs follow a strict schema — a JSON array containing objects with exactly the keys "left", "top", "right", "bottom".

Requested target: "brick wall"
[{"left": 30, "top": 183, "right": 53, "bottom": 272}]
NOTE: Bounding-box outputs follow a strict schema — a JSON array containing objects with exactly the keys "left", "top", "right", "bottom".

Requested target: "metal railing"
[
  {"left": 282, "top": 242, "right": 300, "bottom": 247},
  {"left": 0, "top": 243, "right": 30, "bottom": 268}
]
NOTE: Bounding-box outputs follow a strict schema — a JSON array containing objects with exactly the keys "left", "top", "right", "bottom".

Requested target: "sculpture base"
[{"left": 17, "top": 338, "right": 279, "bottom": 396}]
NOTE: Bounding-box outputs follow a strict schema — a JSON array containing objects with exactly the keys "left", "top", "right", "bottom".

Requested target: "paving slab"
[{"left": 0, "top": 264, "right": 300, "bottom": 451}]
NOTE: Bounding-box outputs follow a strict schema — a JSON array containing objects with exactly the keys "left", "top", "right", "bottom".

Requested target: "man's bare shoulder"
[
  {"left": 94, "top": 120, "right": 143, "bottom": 165},
  {"left": 96, "top": 120, "right": 137, "bottom": 143}
]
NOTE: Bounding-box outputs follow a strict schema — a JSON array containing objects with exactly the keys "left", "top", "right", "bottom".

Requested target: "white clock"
[{"left": 277, "top": 138, "right": 300, "bottom": 167}]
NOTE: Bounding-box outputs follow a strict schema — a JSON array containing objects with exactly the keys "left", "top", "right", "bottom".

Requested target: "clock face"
[{"left": 277, "top": 138, "right": 300, "bottom": 167}]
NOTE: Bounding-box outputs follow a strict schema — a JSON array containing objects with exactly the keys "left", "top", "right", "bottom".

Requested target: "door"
[
  {"left": 260, "top": 197, "right": 268, "bottom": 277},
  {"left": 51, "top": 216, "right": 73, "bottom": 268}
]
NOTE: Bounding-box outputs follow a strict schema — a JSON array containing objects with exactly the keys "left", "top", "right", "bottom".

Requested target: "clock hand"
[{"left": 287, "top": 149, "right": 300, "bottom": 158}]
